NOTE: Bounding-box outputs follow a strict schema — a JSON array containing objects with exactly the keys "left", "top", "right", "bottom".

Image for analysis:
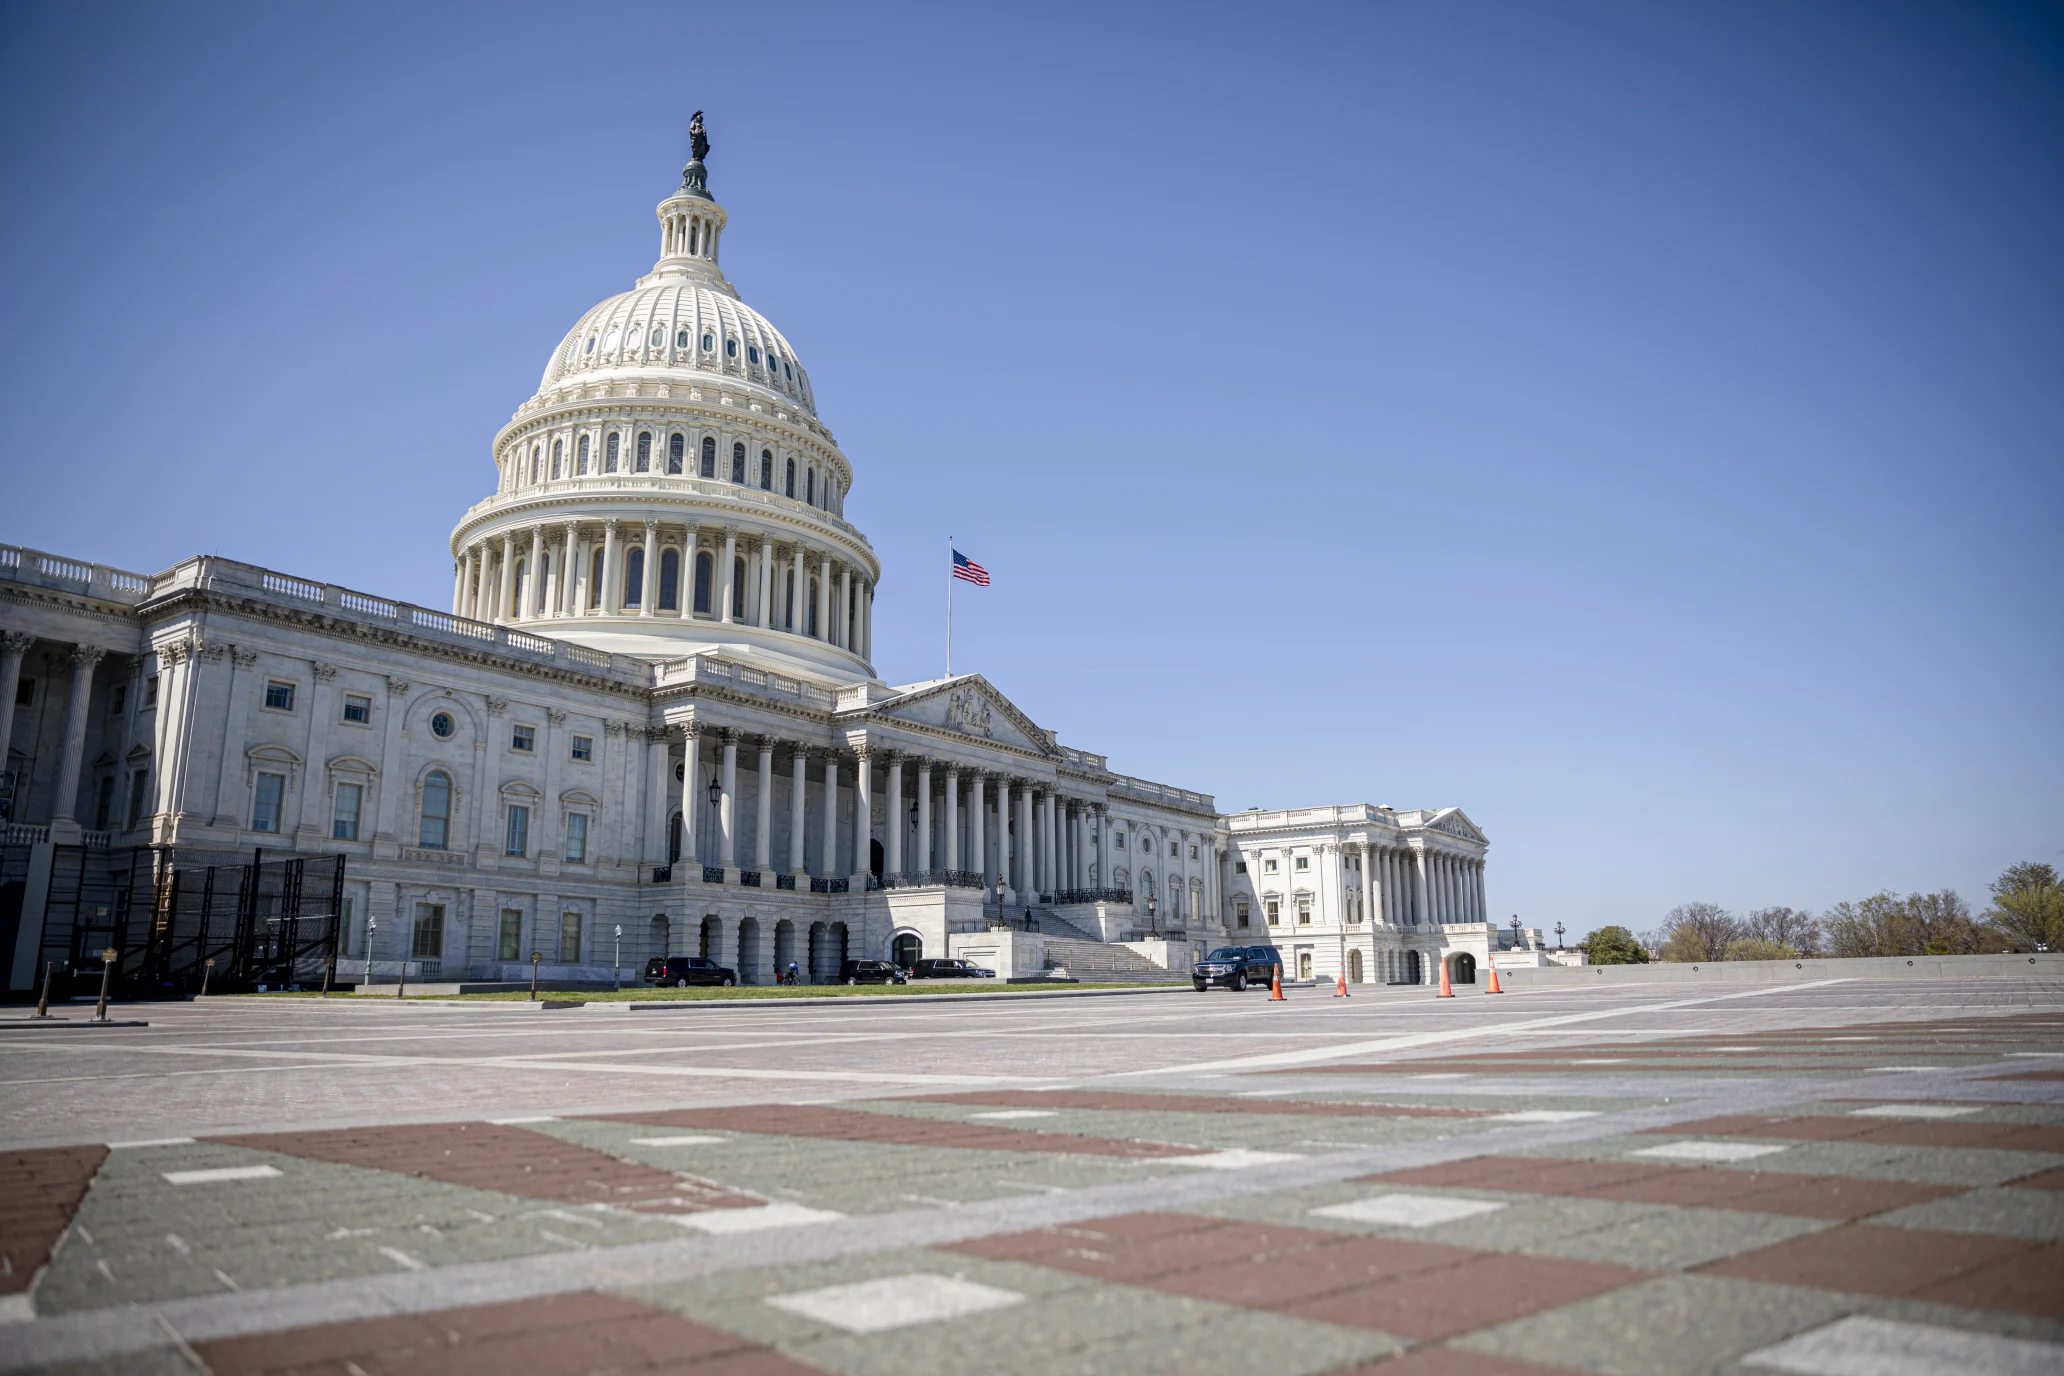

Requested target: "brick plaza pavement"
[{"left": 0, "top": 976, "right": 2059, "bottom": 1374}]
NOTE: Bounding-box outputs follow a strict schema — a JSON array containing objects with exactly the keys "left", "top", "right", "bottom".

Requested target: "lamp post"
[
  {"left": 1510, "top": 915, "right": 1522, "bottom": 949},
  {"left": 705, "top": 775, "right": 721, "bottom": 865},
  {"left": 613, "top": 925, "right": 622, "bottom": 992},
  {"left": 994, "top": 875, "right": 1005, "bottom": 920},
  {"left": 1554, "top": 921, "right": 1566, "bottom": 951},
  {"left": 530, "top": 950, "right": 542, "bottom": 1001},
  {"left": 362, "top": 917, "right": 376, "bottom": 991},
  {"left": 1147, "top": 894, "right": 1158, "bottom": 938}
]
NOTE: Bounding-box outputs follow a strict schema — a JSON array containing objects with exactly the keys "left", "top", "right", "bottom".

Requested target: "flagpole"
[{"left": 945, "top": 534, "right": 953, "bottom": 678}]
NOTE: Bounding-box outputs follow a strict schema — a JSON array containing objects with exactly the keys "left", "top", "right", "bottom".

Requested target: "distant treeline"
[{"left": 1579, "top": 862, "right": 2061, "bottom": 965}]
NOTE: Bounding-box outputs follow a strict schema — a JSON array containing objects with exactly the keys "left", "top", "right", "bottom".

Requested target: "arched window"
[
  {"left": 807, "top": 578, "right": 819, "bottom": 636},
  {"left": 785, "top": 457, "right": 796, "bottom": 497},
  {"left": 699, "top": 436, "right": 716, "bottom": 479},
  {"left": 420, "top": 771, "right": 452, "bottom": 849},
  {"left": 748, "top": 345, "right": 761, "bottom": 365},
  {"left": 732, "top": 556, "right": 746, "bottom": 618},
  {"left": 623, "top": 547, "right": 644, "bottom": 608},
  {"left": 730, "top": 442, "right": 745, "bottom": 484},
  {"left": 551, "top": 439, "right": 563, "bottom": 479},
  {"left": 635, "top": 432, "right": 651, "bottom": 472},
  {"left": 576, "top": 433, "right": 590, "bottom": 475},
  {"left": 783, "top": 569, "right": 795, "bottom": 629},
  {"left": 759, "top": 449, "right": 773, "bottom": 489},
  {"left": 676, "top": 328, "right": 690, "bottom": 349},
  {"left": 1142, "top": 870, "right": 1155, "bottom": 901},
  {"left": 659, "top": 549, "right": 680, "bottom": 610},
  {"left": 667, "top": 433, "right": 684, "bottom": 474},
  {"left": 701, "top": 332, "right": 714, "bottom": 352},
  {"left": 529, "top": 446, "right": 540, "bottom": 483},
  {"left": 604, "top": 431, "right": 620, "bottom": 473},
  {"left": 513, "top": 558, "right": 526, "bottom": 611},
  {"left": 590, "top": 547, "right": 605, "bottom": 607},
  {"left": 806, "top": 468, "right": 815, "bottom": 505},
  {"left": 693, "top": 551, "right": 713, "bottom": 614},
  {"left": 725, "top": 338, "right": 738, "bottom": 357}
]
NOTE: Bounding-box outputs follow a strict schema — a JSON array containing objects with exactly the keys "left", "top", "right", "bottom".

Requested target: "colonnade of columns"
[
  {"left": 0, "top": 633, "right": 108, "bottom": 832},
  {"left": 453, "top": 520, "right": 872, "bottom": 659}
]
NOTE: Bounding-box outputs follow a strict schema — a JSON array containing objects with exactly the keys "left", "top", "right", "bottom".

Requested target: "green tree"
[
  {"left": 1723, "top": 937, "right": 1802, "bottom": 962},
  {"left": 1986, "top": 863, "right": 2064, "bottom": 952},
  {"left": 1652, "top": 902, "right": 1741, "bottom": 962},
  {"left": 1581, "top": 925, "right": 1648, "bottom": 965}
]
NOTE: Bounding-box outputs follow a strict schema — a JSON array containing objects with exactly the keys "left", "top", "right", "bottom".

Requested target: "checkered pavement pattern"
[{"left": 5, "top": 1010, "right": 2061, "bottom": 1374}]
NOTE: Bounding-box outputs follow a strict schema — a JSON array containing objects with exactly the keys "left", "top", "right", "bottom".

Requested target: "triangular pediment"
[
  {"left": 864, "top": 675, "right": 1052, "bottom": 754},
  {"left": 1428, "top": 807, "right": 1486, "bottom": 843}
]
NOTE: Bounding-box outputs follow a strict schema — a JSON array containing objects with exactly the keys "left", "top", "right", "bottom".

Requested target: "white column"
[
  {"left": 51, "top": 645, "right": 106, "bottom": 825},
  {"left": 995, "top": 778, "right": 1013, "bottom": 897},
  {"left": 820, "top": 752, "right": 839, "bottom": 877},
  {"left": 1096, "top": 804, "right": 1110, "bottom": 891},
  {"left": 1016, "top": 785, "right": 1034, "bottom": 899},
  {"left": 838, "top": 566, "right": 853, "bottom": 650},
  {"left": 754, "top": 738, "right": 773, "bottom": 871},
  {"left": 0, "top": 632, "right": 33, "bottom": 784},
  {"left": 679, "top": 726, "right": 699, "bottom": 866},
  {"left": 1477, "top": 861, "right": 1488, "bottom": 924},
  {"left": 639, "top": 520, "right": 659, "bottom": 617},
  {"left": 789, "top": 746, "right": 808, "bottom": 875},
  {"left": 814, "top": 555, "right": 832, "bottom": 639},
  {"left": 789, "top": 545, "right": 804, "bottom": 632},
  {"left": 523, "top": 526, "right": 543, "bottom": 620},
  {"left": 719, "top": 731, "right": 739, "bottom": 868},
  {"left": 1071, "top": 805, "right": 1085, "bottom": 890},
  {"left": 861, "top": 582, "right": 873, "bottom": 660},
  {"left": 969, "top": 773, "right": 987, "bottom": 890},
  {"left": 884, "top": 753, "right": 903, "bottom": 875},
  {"left": 1041, "top": 792, "right": 1057, "bottom": 896},
  {"left": 560, "top": 522, "right": 580, "bottom": 615},
  {"left": 452, "top": 556, "right": 468, "bottom": 616},
  {"left": 495, "top": 533, "right": 516, "bottom": 623},
  {"left": 648, "top": 727, "right": 672, "bottom": 865},
  {"left": 915, "top": 759, "right": 933, "bottom": 872},
  {"left": 755, "top": 538, "right": 773, "bottom": 627},
  {"left": 943, "top": 767, "right": 959, "bottom": 871},
  {"left": 471, "top": 543, "right": 493, "bottom": 621},
  {"left": 601, "top": 521, "right": 622, "bottom": 615},
  {"left": 851, "top": 748, "right": 871, "bottom": 881},
  {"left": 719, "top": 527, "right": 738, "bottom": 623}
]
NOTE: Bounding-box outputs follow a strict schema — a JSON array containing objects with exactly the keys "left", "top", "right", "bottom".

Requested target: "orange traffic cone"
[
  {"left": 1436, "top": 957, "right": 1454, "bottom": 998},
  {"left": 1485, "top": 953, "right": 1503, "bottom": 994},
  {"left": 1334, "top": 971, "right": 1349, "bottom": 998},
  {"left": 1270, "top": 964, "right": 1286, "bottom": 1001}
]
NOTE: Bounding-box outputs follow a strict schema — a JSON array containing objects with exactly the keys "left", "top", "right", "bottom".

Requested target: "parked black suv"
[
  {"left": 908, "top": 958, "right": 996, "bottom": 979},
  {"left": 1192, "top": 945, "right": 1286, "bottom": 992},
  {"left": 643, "top": 955, "right": 738, "bottom": 988},
  {"left": 837, "top": 959, "right": 908, "bottom": 985}
]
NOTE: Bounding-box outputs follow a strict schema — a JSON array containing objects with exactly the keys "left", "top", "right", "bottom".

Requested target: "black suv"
[
  {"left": 1192, "top": 945, "right": 1287, "bottom": 992},
  {"left": 909, "top": 958, "right": 995, "bottom": 979},
  {"left": 837, "top": 959, "right": 908, "bottom": 985},
  {"left": 643, "top": 955, "right": 738, "bottom": 988}
]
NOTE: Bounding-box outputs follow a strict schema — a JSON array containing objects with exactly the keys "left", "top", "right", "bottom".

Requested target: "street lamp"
[
  {"left": 1510, "top": 915, "right": 1522, "bottom": 948},
  {"left": 1554, "top": 921, "right": 1566, "bottom": 951},
  {"left": 994, "top": 875, "right": 1005, "bottom": 914},
  {"left": 1147, "top": 894, "right": 1158, "bottom": 938},
  {"left": 705, "top": 775, "right": 722, "bottom": 862}
]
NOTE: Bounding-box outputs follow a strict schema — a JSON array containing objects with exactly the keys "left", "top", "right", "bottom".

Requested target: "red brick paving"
[
  {"left": 2009, "top": 1165, "right": 2064, "bottom": 1190},
  {"left": 0, "top": 1145, "right": 106, "bottom": 1296},
  {"left": 191, "top": 1290, "right": 822, "bottom": 1374},
  {"left": 910, "top": 1089, "right": 1482, "bottom": 1119},
  {"left": 582, "top": 1104, "right": 1205, "bottom": 1158},
  {"left": 208, "top": 1122, "right": 758, "bottom": 1215},
  {"left": 947, "top": 1211, "right": 1645, "bottom": 1341},
  {"left": 1699, "top": 1224, "right": 2064, "bottom": 1319},
  {"left": 1644, "top": 1114, "right": 2064, "bottom": 1152},
  {"left": 1336, "top": 1351, "right": 1593, "bottom": 1375},
  {"left": 1358, "top": 1155, "right": 1957, "bottom": 1220}
]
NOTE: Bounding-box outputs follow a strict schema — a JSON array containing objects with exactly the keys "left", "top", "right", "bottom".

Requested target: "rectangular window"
[
  {"left": 1114, "top": 833, "right": 1126, "bottom": 849},
  {"left": 564, "top": 812, "right": 588, "bottom": 863},
  {"left": 499, "top": 909, "right": 523, "bottom": 962},
  {"left": 94, "top": 776, "right": 114, "bottom": 830},
  {"left": 1265, "top": 899, "right": 1281, "bottom": 927},
  {"left": 143, "top": 675, "right": 158, "bottom": 709},
  {"left": 1235, "top": 902, "right": 1251, "bottom": 929},
  {"left": 1264, "top": 858, "right": 1278, "bottom": 873},
  {"left": 15, "top": 677, "right": 34, "bottom": 707},
  {"left": 559, "top": 911, "right": 582, "bottom": 963},
  {"left": 252, "top": 772, "right": 284, "bottom": 833},
  {"left": 1295, "top": 856, "right": 1309, "bottom": 871},
  {"left": 1235, "top": 861, "right": 1248, "bottom": 874},
  {"left": 342, "top": 694, "right": 371, "bottom": 723},
  {"left": 411, "top": 903, "right": 445, "bottom": 959},
  {"left": 511, "top": 724, "right": 535, "bottom": 752},
  {"left": 264, "top": 681, "right": 295, "bottom": 712},
  {"left": 1297, "top": 897, "right": 1312, "bottom": 925},
  {"left": 126, "top": 768, "right": 150, "bottom": 829},
  {"left": 333, "top": 782, "right": 362, "bottom": 841},
  {"left": 505, "top": 804, "right": 529, "bottom": 857},
  {"left": 1190, "top": 844, "right": 1198, "bottom": 860},
  {"left": 110, "top": 684, "right": 126, "bottom": 715},
  {"left": 1169, "top": 841, "right": 1178, "bottom": 857},
  {"left": 570, "top": 735, "right": 592, "bottom": 761},
  {"left": 342, "top": 896, "right": 357, "bottom": 956}
]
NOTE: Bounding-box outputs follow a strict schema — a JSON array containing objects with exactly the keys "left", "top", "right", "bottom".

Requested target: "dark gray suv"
[{"left": 1192, "top": 945, "right": 1286, "bottom": 992}]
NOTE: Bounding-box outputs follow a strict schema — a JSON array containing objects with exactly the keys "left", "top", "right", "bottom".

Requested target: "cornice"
[{"left": 0, "top": 583, "right": 149, "bottom": 637}]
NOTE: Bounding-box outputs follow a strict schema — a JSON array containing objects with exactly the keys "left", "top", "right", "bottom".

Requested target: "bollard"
[
  {"left": 321, "top": 956, "right": 334, "bottom": 999},
  {"left": 531, "top": 951, "right": 542, "bottom": 1002},
  {"left": 33, "top": 960, "right": 55, "bottom": 1019},
  {"left": 396, "top": 959, "right": 407, "bottom": 999},
  {"left": 91, "top": 947, "right": 117, "bottom": 1023}
]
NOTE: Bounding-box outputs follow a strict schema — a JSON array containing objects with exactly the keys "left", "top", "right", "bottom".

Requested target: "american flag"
[{"left": 951, "top": 548, "right": 990, "bottom": 586}]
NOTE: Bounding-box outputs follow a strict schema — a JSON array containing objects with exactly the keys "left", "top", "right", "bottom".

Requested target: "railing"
[
  {"left": 5, "top": 823, "right": 50, "bottom": 845},
  {"left": 775, "top": 873, "right": 796, "bottom": 890},
  {"left": 81, "top": 830, "right": 113, "bottom": 851},
  {"left": 875, "top": 869, "right": 984, "bottom": 891},
  {"left": 1107, "top": 773, "right": 1216, "bottom": 813},
  {"left": 739, "top": 869, "right": 761, "bottom": 887},
  {"left": 651, "top": 865, "right": 673, "bottom": 882},
  {"left": 1054, "top": 887, "right": 1132, "bottom": 906},
  {"left": 1057, "top": 745, "right": 1109, "bottom": 772},
  {"left": 654, "top": 654, "right": 840, "bottom": 707},
  {"left": 702, "top": 865, "right": 725, "bottom": 883},
  {"left": 0, "top": 544, "right": 158, "bottom": 606},
  {"left": 809, "top": 876, "right": 849, "bottom": 894}
]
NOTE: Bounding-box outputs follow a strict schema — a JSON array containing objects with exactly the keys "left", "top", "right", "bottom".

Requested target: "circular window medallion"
[{"left": 431, "top": 712, "right": 455, "bottom": 738}]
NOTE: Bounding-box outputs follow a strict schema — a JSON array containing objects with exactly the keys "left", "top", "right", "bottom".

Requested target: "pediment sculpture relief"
[{"left": 946, "top": 688, "right": 993, "bottom": 739}]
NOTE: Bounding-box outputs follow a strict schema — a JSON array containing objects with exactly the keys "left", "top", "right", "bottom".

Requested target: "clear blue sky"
[{"left": 4, "top": 2, "right": 2059, "bottom": 937}]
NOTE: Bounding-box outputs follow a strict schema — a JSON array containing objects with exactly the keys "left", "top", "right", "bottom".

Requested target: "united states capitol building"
[{"left": 0, "top": 133, "right": 1534, "bottom": 995}]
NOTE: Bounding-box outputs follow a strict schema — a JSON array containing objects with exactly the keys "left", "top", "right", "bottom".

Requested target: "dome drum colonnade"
[{"left": 447, "top": 141, "right": 876, "bottom": 674}]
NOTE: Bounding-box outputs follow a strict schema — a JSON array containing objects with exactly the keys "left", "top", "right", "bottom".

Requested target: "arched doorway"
[
  {"left": 1406, "top": 950, "right": 1423, "bottom": 985},
  {"left": 891, "top": 932, "right": 922, "bottom": 970},
  {"left": 869, "top": 838, "right": 884, "bottom": 879},
  {"left": 807, "top": 921, "right": 829, "bottom": 983},
  {"left": 737, "top": 918, "right": 761, "bottom": 984},
  {"left": 699, "top": 915, "right": 721, "bottom": 961},
  {"left": 1348, "top": 949, "right": 1364, "bottom": 984},
  {"left": 774, "top": 919, "right": 796, "bottom": 980},
  {"left": 648, "top": 915, "right": 669, "bottom": 963},
  {"left": 1451, "top": 952, "right": 1477, "bottom": 985}
]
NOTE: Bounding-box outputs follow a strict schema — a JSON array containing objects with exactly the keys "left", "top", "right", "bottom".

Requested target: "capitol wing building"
[{"left": 0, "top": 140, "right": 1547, "bottom": 995}]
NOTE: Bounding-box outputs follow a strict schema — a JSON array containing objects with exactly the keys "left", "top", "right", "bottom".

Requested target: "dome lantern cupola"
[{"left": 645, "top": 111, "right": 729, "bottom": 294}]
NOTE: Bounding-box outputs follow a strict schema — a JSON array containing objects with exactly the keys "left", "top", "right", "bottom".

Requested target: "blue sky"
[{"left": 3, "top": 2, "right": 2058, "bottom": 937}]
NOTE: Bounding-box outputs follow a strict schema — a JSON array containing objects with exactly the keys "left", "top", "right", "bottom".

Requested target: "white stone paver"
[
  {"left": 676, "top": 1202, "right": 843, "bottom": 1234},
  {"left": 969, "top": 1110, "right": 1057, "bottom": 1120},
  {"left": 1630, "top": 1140, "right": 1789, "bottom": 1163},
  {"left": 1310, "top": 1194, "right": 1508, "bottom": 1228},
  {"left": 161, "top": 1166, "right": 283, "bottom": 1185},
  {"left": 765, "top": 1273, "right": 1025, "bottom": 1333},
  {"left": 1490, "top": 1110, "right": 1599, "bottom": 1123},
  {"left": 631, "top": 1135, "right": 730, "bottom": 1145},
  {"left": 1846, "top": 1105, "right": 1979, "bottom": 1119},
  {"left": 1741, "top": 1315, "right": 2064, "bottom": 1375},
  {"left": 1164, "top": 1149, "right": 1305, "bottom": 1170}
]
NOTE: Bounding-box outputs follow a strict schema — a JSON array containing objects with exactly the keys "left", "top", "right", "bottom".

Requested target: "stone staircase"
[{"left": 1037, "top": 934, "right": 1190, "bottom": 984}]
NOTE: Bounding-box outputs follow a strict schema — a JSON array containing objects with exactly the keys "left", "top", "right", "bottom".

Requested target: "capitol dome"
[{"left": 447, "top": 125, "right": 880, "bottom": 682}]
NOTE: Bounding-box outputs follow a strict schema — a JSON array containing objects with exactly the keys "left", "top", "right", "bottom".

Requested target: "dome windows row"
[
  {"left": 581, "top": 328, "right": 793, "bottom": 381},
  {"left": 503, "top": 425, "right": 846, "bottom": 516}
]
